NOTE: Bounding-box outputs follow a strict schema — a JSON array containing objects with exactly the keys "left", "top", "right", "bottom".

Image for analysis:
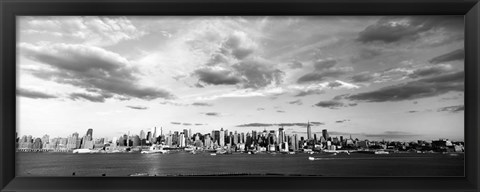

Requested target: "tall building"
[
  {"left": 278, "top": 127, "right": 285, "bottom": 145},
  {"left": 67, "top": 133, "right": 78, "bottom": 149},
  {"left": 152, "top": 127, "right": 157, "bottom": 143},
  {"left": 219, "top": 128, "right": 225, "bottom": 147},
  {"left": 306, "top": 121, "right": 311, "bottom": 140},
  {"left": 146, "top": 131, "right": 152, "bottom": 142},
  {"left": 132, "top": 135, "right": 140, "bottom": 147},
  {"left": 139, "top": 130, "right": 146, "bottom": 140},
  {"left": 32, "top": 138, "right": 43, "bottom": 149},
  {"left": 179, "top": 132, "right": 186, "bottom": 147},
  {"left": 322, "top": 129, "right": 329, "bottom": 141},
  {"left": 86, "top": 128, "right": 93, "bottom": 141}
]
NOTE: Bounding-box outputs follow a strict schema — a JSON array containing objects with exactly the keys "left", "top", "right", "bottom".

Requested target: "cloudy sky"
[{"left": 16, "top": 16, "right": 464, "bottom": 141}]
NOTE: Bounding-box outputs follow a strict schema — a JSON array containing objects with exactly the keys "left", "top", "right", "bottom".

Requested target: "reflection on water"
[{"left": 16, "top": 152, "right": 464, "bottom": 176}]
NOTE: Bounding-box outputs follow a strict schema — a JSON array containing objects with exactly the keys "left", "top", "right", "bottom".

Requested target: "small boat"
[
  {"left": 73, "top": 149, "right": 92, "bottom": 154},
  {"left": 210, "top": 153, "right": 217, "bottom": 156},
  {"left": 141, "top": 144, "right": 168, "bottom": 154},
  {"left": 129, "top": 172, "right": 149, "bottom": 176},
  {"left": 374, "top": 151, "right": 389, "bottom": 155},
  {"left": 308, "top": 156, "right": 321, "bottom": 161}
]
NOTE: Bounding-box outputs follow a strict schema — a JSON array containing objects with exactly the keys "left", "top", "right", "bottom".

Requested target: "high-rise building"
[
  {"left": 179, "top": 132, "right": 186, "bottom": 147},
  {"left": 132, "top": 135, "right": 140, "bottom": 146},
  {"left": 67, "top": 133, "right": 78, "bottom": 149},
  {"left": 219, "top": 128, "right": 225, "bottom": 147},
  {"left": 139, "top": 130, "right": 146, "bottom": 140},
  {"left": 146, "top": 131, "right": 152, "bottom": 142},
  {"left": 278, "top": 127, "right": 285, "bottom": 145},
  {"left": 322, "top": 129, "right": 329, "bottom": 141},
  {"left": 152, "top": 127, "right": 157, "bottom": 143},
  {"left": 32, "top": 138, "right": 42, "bottom": 149},
  {"left": 307, "top": 121, "right": 311, "bottom": 140},
  {"left": 86, "top": 128, "right": 93, "bottom": 138}
]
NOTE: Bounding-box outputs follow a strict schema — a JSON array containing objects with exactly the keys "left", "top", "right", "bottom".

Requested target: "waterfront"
[{"left": 16, "top": 152, "right": 464, "bottom": 177}]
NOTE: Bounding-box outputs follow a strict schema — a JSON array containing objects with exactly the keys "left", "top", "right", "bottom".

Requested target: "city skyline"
[{"left": 16, "top": 16, "right": 464, "bottom": 141}]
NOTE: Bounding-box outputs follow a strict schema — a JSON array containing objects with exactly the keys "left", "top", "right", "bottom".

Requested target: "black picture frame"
[{"left": 1, "top": 0, "right": 479, "bottom": 191}]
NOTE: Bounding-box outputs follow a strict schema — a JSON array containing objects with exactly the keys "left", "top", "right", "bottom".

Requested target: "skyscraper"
[
  {"left": 278, "top": 127, "right": 285, "bottom": 145},
  {"left": 306, "top": 121, "right": 311, "bottom": 140},
  {"left": 152, "top": 127, "right": 157, "bottom": 143},
  {"left": 86, "top": 128, "right": 93, "bottom": 140},
  {"left": 322, "top": 129, "right": 329, "bottom": 141},
  {"left": 220, "top": 128, "right": 225, "bottom": 147},
  {"left": 139, "top": 130, "right": 146, "bottom": 140}
]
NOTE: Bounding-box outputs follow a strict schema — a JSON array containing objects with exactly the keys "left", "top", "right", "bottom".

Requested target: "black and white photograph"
[{"left": 15, "top": 16, "right": 465, "bottom": 177}]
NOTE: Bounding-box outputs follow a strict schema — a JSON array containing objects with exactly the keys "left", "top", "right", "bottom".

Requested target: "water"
[{"left": 16, "top": 152, "right": 464, "bottom": 177}]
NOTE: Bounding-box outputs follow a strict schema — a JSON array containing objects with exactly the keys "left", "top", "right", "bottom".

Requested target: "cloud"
[
  {"left": 314, "top": 100, "right": 347, "bottom": 109},
  {"left": 407, "top": 110, "right": 419, "bottom": 113},
  {"left": 276, "top": 110, "right": 286, "bottom": 113},
  {"left": 288, "top": 60, "right": 303, "bottom": 69},
  {"left": 327, "top": 81, "right": 342, "bottom": 88},
  {"left": 191, "top": 102, "right": 213, "bottom": 107},
  {"left": 350, "top": 48, "right": 383, "bottom": 62},
  {"left": 346, "top": 71, "right": 464, "bottom": 102},
  {"left": 297, "top": 67, "right": 353, "bottom": 83},
  {"left": 159, "top": 101, "right": 188, "bottom": 106},
  {"left": 429, "top": 49, "right": 464, "bottom": 64},
  {"left": 357, "top": 16, "right": 463, "bottom": 44},
  {"left": 193, "top": 67, "right": 242, "bottom": 86},
  {"left": 171, "top": 122, "right": 181, "bottom": 125},
  {"left": 20, "top": 43, "right": 175, "bottom": 101},
  {"left": 126, "top": 105, "right": 148, "bottom": 110},
  {"left": 292, "top": 80, "right": 358, "bottom": 97},
  {"left": 437, "top": 105, "right": 464, "bottom": 113},
  {"left": 294, "top": 89, "right": 325, "bottom": 97},
  {"left": 335, "top": 119, "right": 350, "bottom": 123},
  {"left": 232, "top": 59, "right": 285, "bottom": 89},
  {"left": 365, "top": 131, "right": 421, "bottom": 138},
  {"left": 222, "top": 31, "right": 256, "bottom": 60},
  {"left": 194, "top": 123, "right": 204, "bottom": 126},
  {"left": 69, "top": 92, "right": 105, "bottom": 103},
  {"left": 21, "top": 16, "right": 146, "bottom": 46},
  {"left": 408, "top": 64, "right": 453, "bottom": 78},
  {"left": 182, "top": 123, "right": 192, "bottom": 126},
  {"left": 350, "top": 72, "right": 378, "bottom": 82},
  {"left": 236, "top": 122, "right": 324, "bottom": 127},
  {"left": 195, "top": 31, "right": 285, "bottom": 90},
  {"left": 297, "top": 59, "right": 353, "bottom": 83},
  {"left": 237, "top": 123, "right": 274, "bottom": 127},
  {"left": 257, "top": 108, "right": 265, "bottom": 111},
  {"left": 288, "top": 99, "right": 303, "bottom": 105},
  {"left": 204, "top": 112, "right": 220, "bottom": 116},
  {"left": 17, "top": 88, "right": 57, "bottom": 99},
  {"left": 313, "top": 59, "right": 337, "bottom": 71}
]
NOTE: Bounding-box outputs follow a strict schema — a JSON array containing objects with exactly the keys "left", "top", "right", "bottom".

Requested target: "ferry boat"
[
  {"left": 374, "top": 151, "right": 389, "bottom": 155},
  {"left": 72, "top": 149, "right": 100, "bottom": 154},
  {"left": 129, "top": 172, "right": 149, "bottom": 176},
  {"left": 141, "top": 145, "right": 168, "bottom": 154}
]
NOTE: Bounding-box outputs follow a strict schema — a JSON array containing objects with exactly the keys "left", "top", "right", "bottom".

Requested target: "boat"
[
  {"left": 141, "top": 145, "right": 168, "bottom": 154},
  {"left": 129, "top": 172, "right": 149, "bottom": 176},
  {"left": 308, "top": 156, "right": 322, "bottom": 161},
  {"left": 210, "top": 153, "right": 217, "bottom": 156},
  {"left": 374, "top": 151, "right": 389, "bottom": 155},
  {"left": 73, "top": 149, "right": 93, "bottom": 154}
]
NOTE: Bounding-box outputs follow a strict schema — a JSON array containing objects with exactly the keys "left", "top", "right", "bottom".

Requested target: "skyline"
[{"left": 16, "top": 16, "right": 464, "bottom": 141}]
